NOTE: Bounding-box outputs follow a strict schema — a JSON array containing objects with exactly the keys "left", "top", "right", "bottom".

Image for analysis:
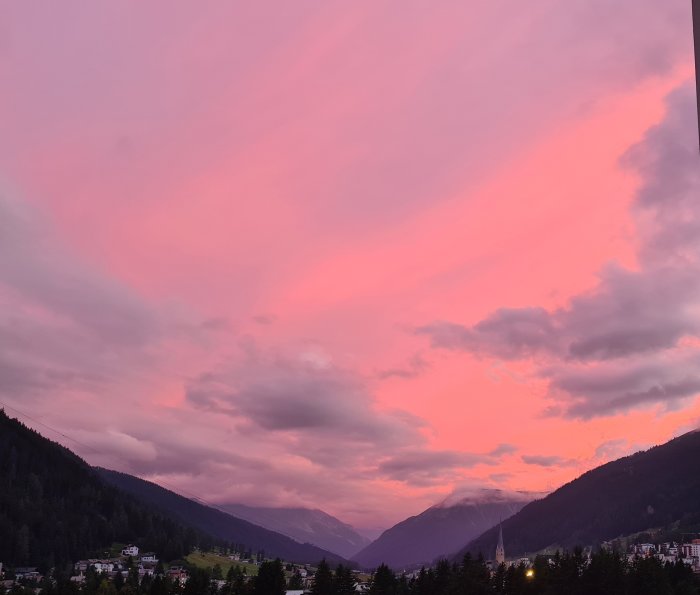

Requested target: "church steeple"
[{"left": 495, "top": 523, "right": 505, "bottom": 564}]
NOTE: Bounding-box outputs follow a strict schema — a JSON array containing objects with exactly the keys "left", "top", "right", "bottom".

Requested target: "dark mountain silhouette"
[
  {"left": 220, "top": 503, "right": 370, "bottom": 558},
  {"left": 0, "top": 410, "right": 220, "bottom": 569},
  {"left": 98, "top": 468, "right": 349, "bottom": 565},
  {"left": 352, "top": 490, "right": 531, "bottom": 569},
  {"left": 461, "top": 430, "right": 700, "bottom": 559},
  {"left": 0, "top": 409, "right": 348, "bottom": 568}
]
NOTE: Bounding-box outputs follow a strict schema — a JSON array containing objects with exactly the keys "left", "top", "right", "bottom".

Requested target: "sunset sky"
[{"left": 1, "top": 1, "right": 699, "bottom": 535}]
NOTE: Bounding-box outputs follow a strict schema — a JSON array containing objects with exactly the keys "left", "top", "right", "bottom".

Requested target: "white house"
[
  {"left": 141, "top": 553, "right": 158, "bottom": 563},
  {"left": 122, "top": 546, "right": 139, "bottom": 557},
  {"left": 681, "top": 541, "right": 700, "bottom": 559}
]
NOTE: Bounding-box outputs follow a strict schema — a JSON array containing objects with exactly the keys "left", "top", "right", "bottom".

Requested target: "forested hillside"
[
  {"left": 98, "top": 469, "right": 349, "bottom": 565},
  {"left": 354, "top": 495, "right": 529, "bottom": 569},
  {"left": 0, "top": 411, "right": 219, "bottom": 569},
  {"left": 461, "top": 430, "right": 700, "bottom": 559}
]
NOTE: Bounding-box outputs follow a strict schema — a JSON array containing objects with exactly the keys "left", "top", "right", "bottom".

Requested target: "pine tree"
[
  {"left": 368, "top": 564, "right": 396, "bottom": 595},
  {"left": 334, "top": 564, "right": 355, "bottom": 595},
  {"left": 252, "top": 559, "right": 285, "bottom": 595},
  {"left": 311, "top": 560, "right": 334, "bottom": 595}
]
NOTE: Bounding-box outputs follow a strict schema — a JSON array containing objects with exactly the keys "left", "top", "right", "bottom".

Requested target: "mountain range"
[
  {"left": 97, "top": 468, "right": 348, "bottom": 565},
  {"left": 0, "top": 410, "right": 219, "bottom": 568},
  {"left": 4, "top": 406, "right": 700, "bottom": 573},
  {"left": 0, "top": 410, "right": 346, "bottom": 568},
  {"left": 460, "top": 430, "right": 700, "bottom": 560},
  {"left": 219, "top": 503, "right": 370, "bottom": 559},
  {"left": 352, "top": 489, "right": 532, "bottom": 569}
]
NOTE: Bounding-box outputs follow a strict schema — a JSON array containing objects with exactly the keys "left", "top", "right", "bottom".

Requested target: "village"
[
  {"left": 3, "top": 534, "right": 700, "bottom": 594},
  {"left": 623, "top": 539, "right": 700, "bottom": 572},
  {"left": 0, "top": 544, "right": 372, "bottom": 594}
]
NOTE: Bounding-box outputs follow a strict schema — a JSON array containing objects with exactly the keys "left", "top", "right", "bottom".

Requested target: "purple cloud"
[
  {"left": 376, "top": 353, "right": 431, "bottom": 380},
  {"left": 489, "top": 443, "right": 518, "bottom": 457},
  {"left": 521, "top": 454, "right": 576, "bottom": 467},
  {"left": 186, "top": 356, "right": 424, "bottom": 448},
  {"left": 376, "top": 450, "right": 490, "bottom": 487},
  {"left": 419, "top": 84, "right": 700, "bottom": 418},
  {"left": 0, "top": 196, "right": 168, "bottom": 404}
]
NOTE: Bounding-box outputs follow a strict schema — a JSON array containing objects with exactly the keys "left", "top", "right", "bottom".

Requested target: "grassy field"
[{"left": 185, "top": 551, "right": 259, "bottom": 577}]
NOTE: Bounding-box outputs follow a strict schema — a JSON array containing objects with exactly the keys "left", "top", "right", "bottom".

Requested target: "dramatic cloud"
[
  {"left": 419, "top": 84, "right": 700, "bottom": 419},
  {"left": 521, "top": 455, "right": 576, "bottom": 468},
  {"left": 185, "top": 348, "right": 520, "bottom": 489},
  {"left": 376, "top": 450, "right": 489, "bottom": 487},
  {"left": 418, "top": 264, "right": 700, "bottom": 364},
  {"left": 186, "top": 353, "right": 424, "bottom": 449},
  {"left": 0, "top": 196, "right": 160, "bottom": 348},
  {"left": 417, "top": 308, "right": 561, "bottom": 359},
  {"left": 0, "top": 0, "right": 697, "bottom": 528},
  {"left": 545, "top": 353, "right": 700, "bottom": 418},
  {"left": 0, "top": 196, "right": 165, "bottom": 403}
]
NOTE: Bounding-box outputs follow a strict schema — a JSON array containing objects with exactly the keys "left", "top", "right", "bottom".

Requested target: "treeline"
[
  {"left": 4, "top": 551, "right": 699, "bottom": 595},
  {"left": 2, "top": 560, "right": 293, "bottom": 595},
  {"left": 364, "top": 550, "right": 700, "bottom": 595},
  {"left": 0, "top": 411, "right": 222, "bottom": 569}
]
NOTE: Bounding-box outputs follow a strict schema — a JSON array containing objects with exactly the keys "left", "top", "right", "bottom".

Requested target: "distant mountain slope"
[
  {"left": 220, "top": 503, "right": 370, "bottom": 559},
  {"left": 352, "top": 490, "right": 531, "bottom": 569},
  {"left": 98, "top": 468, "right": 349, "bottom": 565},
  {"left": 461, "top": 430, "right": 700, "bottom": 559},
  {"left": 0, "top": 411, "right": 219, "bottom": 568}
]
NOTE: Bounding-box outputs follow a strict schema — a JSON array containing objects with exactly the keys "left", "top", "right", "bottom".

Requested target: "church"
[{"left": 495, "top": 523, "right": 505, "bottom": 565}]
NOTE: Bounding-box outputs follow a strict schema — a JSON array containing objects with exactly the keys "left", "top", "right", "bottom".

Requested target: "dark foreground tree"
[
  {"left": 368, "top": 564, "right": 397, "bottom": 595},
  {"left": 312, "top": 559, "right": 334, "bottom": 595},
  {"left": 252, "top": 559, "right": 285, "bottom": 595},
  {"left": 334, "top": 564, "right": 356, "bottom": 595}
]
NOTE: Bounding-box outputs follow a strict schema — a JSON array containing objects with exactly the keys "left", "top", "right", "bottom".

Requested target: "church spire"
[{"left": 495, "top": 522, "right": 505, "bottom": 564}]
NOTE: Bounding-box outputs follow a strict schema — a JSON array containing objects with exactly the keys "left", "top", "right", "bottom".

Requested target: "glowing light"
[{"left": 525, "top": 569, "right": 535, "bottom": 579}]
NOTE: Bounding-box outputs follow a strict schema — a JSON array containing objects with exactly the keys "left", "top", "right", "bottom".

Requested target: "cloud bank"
[{"left": 419, "top": 85, "right": 700, "bottom": 419}]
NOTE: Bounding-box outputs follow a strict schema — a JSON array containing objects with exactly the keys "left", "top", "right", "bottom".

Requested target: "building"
[
  {"left": 495, "top": 524, "right": 505, "bottom": 565},
  {"left": 634, "top": 543, "right": 656, "bottom": 556},
  {"left": 167, "top": 567, "right": 188, "bottom": 585},
  {"left": 14, "top": 567, "right": 40, "bottom": 581},
  {"left": 681, "top": 540, "right": 700, "bottom": 559},
  {"left": 122, "top": 546, "right": 139, "bottom": 557}
]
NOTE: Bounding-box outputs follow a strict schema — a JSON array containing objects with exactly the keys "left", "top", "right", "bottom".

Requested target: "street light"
[{"left": 525, "top": 569, "right": 535, "bottom": 579}]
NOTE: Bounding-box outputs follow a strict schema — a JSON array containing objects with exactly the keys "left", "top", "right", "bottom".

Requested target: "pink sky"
[{"left": 1, "top": 1, "right": 699, "bottom": 533}]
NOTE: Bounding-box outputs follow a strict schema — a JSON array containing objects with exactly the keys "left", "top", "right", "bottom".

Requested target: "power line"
[
  {"left": 1, "top": 401, "right": 100, "bottom": 455},
  {"left": 694, "top": 0, "right": 700, "bottom": 152}
]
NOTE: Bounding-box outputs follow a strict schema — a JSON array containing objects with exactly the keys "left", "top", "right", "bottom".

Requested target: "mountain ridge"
[
  {"left": 97, "top": 468, "right": 350, "bottom": 565},
  {"left": 352, "top": 490, "right": 531, "bottom": 569},
  {"left": 0, "top": 410, "right": 349, "bottom": 567},
  {"left": 0, "top": 410, "right": 220, "bottom": 568},
  {"left": 459, "top": 430, "right": 700, "bottom": 560},
  {"left": 219, "top": 502, "right": 370, "bottom": 558}
]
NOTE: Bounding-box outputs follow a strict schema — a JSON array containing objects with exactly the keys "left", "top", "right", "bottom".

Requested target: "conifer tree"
[{"left": 311, "top": 560, "right": 334, "bottom": 595}]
